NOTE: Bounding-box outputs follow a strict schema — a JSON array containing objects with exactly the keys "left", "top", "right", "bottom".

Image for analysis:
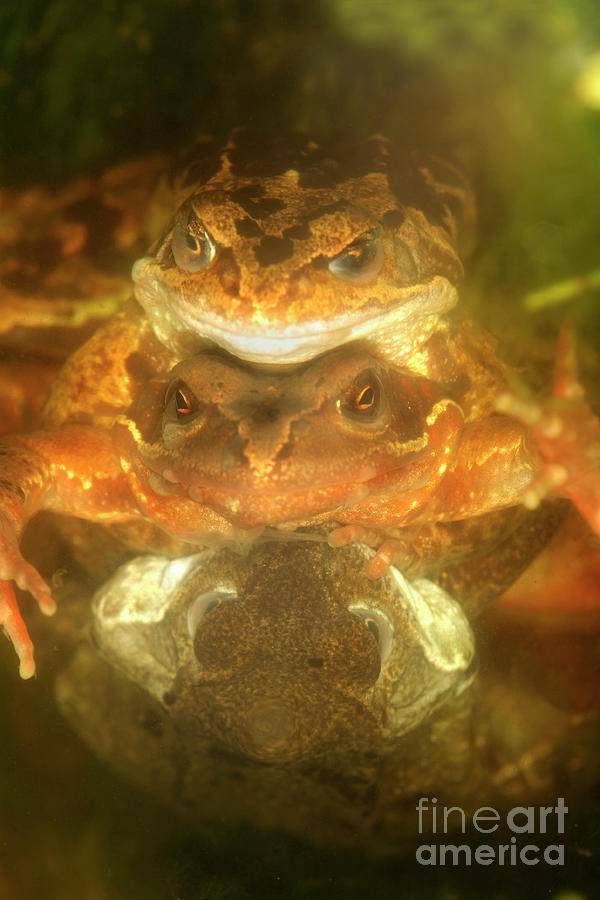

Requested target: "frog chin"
[
  {"left": 132, "top": 258, "right": 457, "bottom": 364},
  {"left": 179, "top": 479, "right": 373, "bottom": 528}
]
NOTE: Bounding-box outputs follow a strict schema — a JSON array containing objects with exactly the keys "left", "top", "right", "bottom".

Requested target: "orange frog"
[
  {"left": 113, "top": 334, "right": 600, "bottom": 578},
  {"left": 1, "top": 334, "right": 599, "bottom": 678}
]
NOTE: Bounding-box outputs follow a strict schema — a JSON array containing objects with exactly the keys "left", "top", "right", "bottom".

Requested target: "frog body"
[{"left": 54, "top": 539, "right": 599, "bottom": 851}]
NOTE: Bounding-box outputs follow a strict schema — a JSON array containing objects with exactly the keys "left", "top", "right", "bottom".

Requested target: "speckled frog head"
[
  {"left": 88, "top": 540, "right": 475, "bottom": 763},
  {"left": 132, "top": 131, "right": 474, "bottom": 364}
]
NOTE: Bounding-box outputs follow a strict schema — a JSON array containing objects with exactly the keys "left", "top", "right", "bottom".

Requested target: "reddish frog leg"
[{"left": 495, "top": 323, "right": 600, "bottom": 537}]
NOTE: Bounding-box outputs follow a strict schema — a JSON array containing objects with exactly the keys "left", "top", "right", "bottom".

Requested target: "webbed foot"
[{"left": 496, "top": 323, "right": 600, "bottom": 534}]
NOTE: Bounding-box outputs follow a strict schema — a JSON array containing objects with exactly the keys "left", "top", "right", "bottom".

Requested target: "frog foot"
[
  {"left": 328, "top": 524, "right": 406, "bottom": 579},
  {"left": 495, "top": 323, "right": 600, "bottom": 535}
]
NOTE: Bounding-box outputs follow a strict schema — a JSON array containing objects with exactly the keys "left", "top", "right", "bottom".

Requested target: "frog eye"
[
  {"left": 328, "top": 231, "right": 384, "bottom": 283},
  {"left": 187, "top": 589, "right": 237, "bottom": 636},
  {"left": 164, "top": 380, "right": 200, "bottom": 423},
  {"left": 349, "top": 607, "right": 393, "bottom": 666},
  {"left": 337, "top": 369, "right": 388, "bottom": 425},
  {"left": 171, "top": 212, "right": 216, "bottom": 272}
]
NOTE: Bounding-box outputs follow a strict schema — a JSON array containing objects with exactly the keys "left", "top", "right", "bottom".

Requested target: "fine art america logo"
[{"left": 416, "top": 797, "right": 568, "bottom": 866}]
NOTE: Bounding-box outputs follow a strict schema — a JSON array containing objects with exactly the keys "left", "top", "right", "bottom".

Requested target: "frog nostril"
[
  {"left": 220, "top": 267, "right": 240, "bottom": 296},
  {"left": 307, "top": 657, "right": 324, "bottom": 668},
  {"left": 222, "top": 433, "right": 249, "bottom": 470},
  {"left": 217, "top": 250, "right": 240, "bottom": 296}
]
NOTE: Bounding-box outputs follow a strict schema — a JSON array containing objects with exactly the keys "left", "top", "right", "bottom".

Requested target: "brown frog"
[
  {"left": 1, "top": 132, "right": 491, "bottom": 431},
  {"left": 0, "top": 344, "right": 464, "bottom": 677},
  {"left": 114, "top": 338, "right": 600, "bottom": 598},
  {"left": 55, "top": 539, "right": 599, "bottom": 851}
]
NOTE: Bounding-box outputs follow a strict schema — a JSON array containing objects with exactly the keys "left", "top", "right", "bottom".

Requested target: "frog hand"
[
  {"left": 0, "top": 518, "right": 55, "bottom": 678},
  {"left": 328, "top": 525, "right": 409, "bottom": 579},
  {"left": 495, "top": 323, "right": 600, "bottom": 535}
]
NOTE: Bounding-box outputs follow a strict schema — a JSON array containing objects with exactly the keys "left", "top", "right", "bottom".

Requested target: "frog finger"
[
  {"left": 13, "top": 562, "right": 56, "bottom": 616},
  {"left": 328, "top": 524, "right": 379, "bottom": 548},
  {"left": 366, "top": 539, "right": 405, "bottom": 579},
  {"left": 0, "top": 581, "right": 36, "bottom": 679}
]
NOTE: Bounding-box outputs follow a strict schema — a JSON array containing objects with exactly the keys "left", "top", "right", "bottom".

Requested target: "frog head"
[
  {"left": 132, "top": 133, "right": 473, "bottom": 365},
  {"left": 113, "top": 345, "right": 464, "bottom": 530},
  {"left": 90, "top": 540, "right": 476, "bottom": 763}
]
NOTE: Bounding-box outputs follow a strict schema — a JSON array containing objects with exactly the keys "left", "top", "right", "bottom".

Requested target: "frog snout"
[
  {"left": 242, "top": 697, "right": 298, "bottom": 761},
  {"left": 236, "top": 393, "right": 305, "bottom": 470}
]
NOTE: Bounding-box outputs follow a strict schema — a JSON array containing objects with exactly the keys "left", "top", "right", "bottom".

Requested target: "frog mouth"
[
  {"left": 132, "top": 259, "right": 456, "bottom": 364},
  {"left": 146, "top": 460, "right": 379, "bottom": 525}
]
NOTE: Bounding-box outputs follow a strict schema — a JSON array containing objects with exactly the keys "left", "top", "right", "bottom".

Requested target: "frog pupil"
[
  {"left": 185, "top": 232, "right": 201, "bottom": 252},
  {"left": 356, "top": 385, "right": 375, "bottom": 410},
  {"left": 175, "top": 389, "right": 192, "bottom": 416},
  {"left": 204, "top": 596, "right": 222, "bottom": 614},
  {"left": 338, "top": 370, "right": 383, "bottom": 423},
  {"left": 171, "top": 215, "right": 216, "bottom": 272},
  {"left": 345, "top": 240, "right": 373, "bottom": 269},
  {"left": 328, "top": 231, "right": 383, "bottom": 283}
]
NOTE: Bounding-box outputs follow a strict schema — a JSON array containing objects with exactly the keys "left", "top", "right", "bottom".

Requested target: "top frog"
[{"left": 132, "top": 131, "right": 476, "bottom": 368}]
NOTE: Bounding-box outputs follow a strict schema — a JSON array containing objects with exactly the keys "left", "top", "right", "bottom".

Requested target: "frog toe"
[
  {"left": 496, "top": 328, "right": 600, "bottom": 537},
  {"left": 0, "top": 581, "right": 35, "bottom": 679}
]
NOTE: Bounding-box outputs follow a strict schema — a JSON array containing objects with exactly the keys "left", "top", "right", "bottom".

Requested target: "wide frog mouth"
[
  {"left": 114, "top": 414, "right": 412, "bottom": 527},
  {"left": 132, "top": 256, "right": 458, "bottom": 363}
]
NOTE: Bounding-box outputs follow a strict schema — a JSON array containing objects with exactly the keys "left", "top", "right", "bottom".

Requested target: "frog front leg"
[
  {"left": 495, "top": 324, "right": 600, "bottom": 536},
  {"left": 113, "top": 416, "right": 258, "bottom": 544},
  {"left": 0, "top": 425, "right": 139, "bottom": 677},
  {"left": 330, "top": 413, "right": 538, "bottom": 577}
]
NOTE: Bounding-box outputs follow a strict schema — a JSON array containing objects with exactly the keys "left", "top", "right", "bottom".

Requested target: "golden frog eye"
[
  {"left": 171, "top": 212, "right": 216, "bottom": 272},
  {"left": 164, "top": 379, "right": 200, "bottom": 423},
  {"left": 328, "top": 231, "right": 384, "bottom": 283},
  {"left": 337, "top": 369, "right": 387, "bottom": 425}
]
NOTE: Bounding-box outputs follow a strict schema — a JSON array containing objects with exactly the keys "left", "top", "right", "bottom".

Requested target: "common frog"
[
  {"left": 0, "top": 135, "right": 598, "bottom": 678},
  {"left": 55, "top": 540, "right": 598, "bottom": 850},
  {"left": 2, "top": 336, "right": 598, "bottom": 678}
]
